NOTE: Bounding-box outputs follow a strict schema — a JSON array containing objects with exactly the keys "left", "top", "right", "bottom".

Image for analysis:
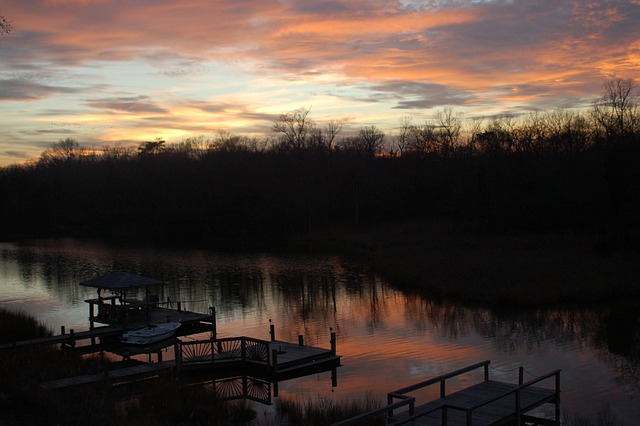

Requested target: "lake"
[{"left": 1, "top": 239, "right": 639, "bottom": 424}]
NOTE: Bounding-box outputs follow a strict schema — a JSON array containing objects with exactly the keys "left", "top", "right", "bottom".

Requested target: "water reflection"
[{"left": 0, "top": 239, "right": 639, "bottom": 423}]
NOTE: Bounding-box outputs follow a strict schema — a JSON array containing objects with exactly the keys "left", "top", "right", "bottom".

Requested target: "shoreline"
[{"left": 293, "top": 220, "right": 640, "bottom": 308}]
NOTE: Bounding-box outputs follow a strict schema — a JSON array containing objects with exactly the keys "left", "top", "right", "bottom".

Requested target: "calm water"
[{"left": 1, "top": 239, "right": 639, "bottom": 424}]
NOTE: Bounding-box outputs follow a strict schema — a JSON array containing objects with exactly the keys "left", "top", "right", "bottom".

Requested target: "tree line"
[{"left": 1, "top": 79, "right": 640, "bottom": 249}]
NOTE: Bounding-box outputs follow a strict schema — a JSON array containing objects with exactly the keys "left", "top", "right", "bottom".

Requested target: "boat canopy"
[{"left": 80, "top": 271, "right": 163, "bottom": 291}]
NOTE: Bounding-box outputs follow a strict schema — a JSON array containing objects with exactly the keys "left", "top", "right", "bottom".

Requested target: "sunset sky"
[{"left": 1, "top": 0, "right": 639, "bottom": 166}]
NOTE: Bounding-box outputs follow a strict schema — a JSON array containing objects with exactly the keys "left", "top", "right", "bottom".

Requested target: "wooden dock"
[
  {"left": 332, "top": 360, "right": 560, "bottom": 426},
  {"left": 37, "top": 334, "right": 340, "bottom": 392}
]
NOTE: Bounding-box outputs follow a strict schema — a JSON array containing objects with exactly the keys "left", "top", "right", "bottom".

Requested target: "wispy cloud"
[
  {"left": 0, "top": 77, "right": 80, "bottom": 101},
  {"left": 85, "top": 96, "right": 169, "bottom": 114}
]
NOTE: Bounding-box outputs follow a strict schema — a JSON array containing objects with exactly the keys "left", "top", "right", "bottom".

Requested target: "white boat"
[{"left": 120, "top": 322, "right": 181, "bottom": 345}]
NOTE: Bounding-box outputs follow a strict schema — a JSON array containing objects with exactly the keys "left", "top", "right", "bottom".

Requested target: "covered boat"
[{"left": 120, "top": 322, "right": 181, "bottom": 345}]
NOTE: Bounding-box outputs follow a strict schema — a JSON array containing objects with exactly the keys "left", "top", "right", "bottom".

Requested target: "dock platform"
[{"left": 333, "top": 360, "right": 560, "bottom": 426}]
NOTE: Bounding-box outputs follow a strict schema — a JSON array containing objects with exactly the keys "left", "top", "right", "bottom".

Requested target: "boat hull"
[{"left": 120, "top": 322, "right": 181, "bottom": 345}]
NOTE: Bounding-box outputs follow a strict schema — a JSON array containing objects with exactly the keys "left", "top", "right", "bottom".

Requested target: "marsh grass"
[
  {"left": 273, "top": 392, "right": 384, "bottom": 426},
  {"left": 0, "top": 308, "right": 51, "bottom": 342},
  {"left": 120, "top": 379, "right": 257, "bottom": 425},
  {"left": 566, "top": 406, "right": 626, "bottom": 426}
]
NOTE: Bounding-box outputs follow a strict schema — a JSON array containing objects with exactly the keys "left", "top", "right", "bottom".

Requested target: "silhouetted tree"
[
  {"left": 409, "top": 122, "right": 438, "bottom": 155},
  {"left": 273, "top": 107, "right": 316, "bottom": 150},
  {"left": 138, "top": 138, "right": 166, "bottom": 155},
  {"left": 322, "top": 119, "right": 344, "bottom": 151},
  {"left": 39, "top": 138, "right": 83, "bottom": 165},
  {"left": 358, "top": 125, "right": 386, "bottom": 155},
  {"left": 592, "top": 78, "right": 639, "bottom": 144},
  {"left": 434, "top": 107, "right": 462, "bottom": 156},
  {"left": 0, "top": 13, "right": 10, "bottom": 36},
  {"left": 395, "top": 116, "right": 413, "bottom": 156},
  {"left": 466, "top": 116, "right": 485, "bottom": 155}
]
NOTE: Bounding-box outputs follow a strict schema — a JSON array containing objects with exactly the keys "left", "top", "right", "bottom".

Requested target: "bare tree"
[
  {"left": 395, "top": 116, "right": 413, "bottom": 156},
  {"left": 592, "top": 78, "right": 638, "bottom": 143},
  {"left": 323, "top": 119, "right": 343, "bottom": 150},
  {"left": 545, "top": 109, "right": 590, "bottom": 153},
  {"left": 0, "top": 13, "right": 10, "bottom": 36},
  {"left": 434, "top": 107, "right": 463, "bottom": 156},
  {"left": 518, "top": 112, "right": 547, "bottom": 153},
  {"left": 466, "top": 116, "right": 485, "bottom": 154},
  {"left": 39, "top": 138, "right": 83, "bottom": 164},
  {"left": 273, "top": 107, "right": 316, "bottom": 150},
  {"left": 409, "top": 122, "right": 438, "bottom": 155},
  {"left": 358, "top": 125, "right": 386, "bottom": 155}
]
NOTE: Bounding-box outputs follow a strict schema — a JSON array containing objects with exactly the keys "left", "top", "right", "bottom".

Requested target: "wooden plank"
[
  {"left": 269, "top": 340, "right": 333, "bottom": 368},
  {"left": 38, "top": 362, "right": 174, "bottom": 390},
  {"left": 0, "top": 326, "right": 123, "bottom": 350}
]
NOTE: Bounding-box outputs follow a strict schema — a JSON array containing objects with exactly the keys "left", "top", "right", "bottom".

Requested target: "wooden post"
[
  {"left": 515, "top": 389, "right": 521, "bottom": 426},
  {"left": 331, "top": 367, "right": 337, "bottom": 388},
  {"left": 242, "top": 376, "right": 248, "bottom": 398},
  {"left": 177, "top": 301, "right": 181, "bottom": 312},
  {"left": 210, "top": 307, "right": 217, "bottom": 340},
  {"left": 89, "top": 302, "right": 95, "bottom": 330},
  {"left": 69, "top": 329, "right": 75, "bottom": 347},
  {"left": 298, "top": 335, "right": 304, "bottom": 346},
  {"left": 555, "top": 371, "right": 561, "bottom": 422},
  {"left": 330, "top": 329, "right": 336, "bottom": 355},
  {"left": 519, "top": 367, "right": 524, "bottom": 385},
  {"left": 61, "top": 326, "right": 65, "bottom": 335},
  {"left": 271, "top": 349, "right": 278, "bottom": 368},
  {"left": 270, "top": 320, "right": 275, "bottom": 342},
  {"left": 174, "top": 342, "right": 182, "bottom": 373}
]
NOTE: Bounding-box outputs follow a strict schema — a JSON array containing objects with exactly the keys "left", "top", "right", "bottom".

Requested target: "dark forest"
[{"left": 1, "top": 79, "right": 639, "bottom": 251}]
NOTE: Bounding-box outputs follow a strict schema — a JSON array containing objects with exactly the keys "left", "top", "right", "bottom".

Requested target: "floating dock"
[{"left": 333, "top": 360, "right": 560, "bottom": 426}]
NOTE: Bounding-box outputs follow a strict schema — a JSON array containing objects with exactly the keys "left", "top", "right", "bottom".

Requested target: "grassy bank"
[{"left": 298, "top": 220, "right": 640, "bottom": 307}]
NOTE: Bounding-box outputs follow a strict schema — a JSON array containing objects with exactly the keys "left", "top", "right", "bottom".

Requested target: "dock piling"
[
  {"left": 210, "top": 307, "right": 217, "bottom": 340},
  {"left": 330, "top": 329, "right": 336, "bottom": 355},
  {"left": 519, "top": 366, "right": 524, "bottom": 385}
]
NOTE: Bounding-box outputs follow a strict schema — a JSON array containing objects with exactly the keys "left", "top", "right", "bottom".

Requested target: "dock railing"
[
  {"left": 387, "top": 360, "right": 491, "bottom": 420},
  {"left": 331, "top": 360, "right": 491, "bottom": 426},
  {"left": 175, "top": 337, "right": 271, "bottom": 372},
  {"left": 441, "top": 368, "right": 561, "bottom": 426}
]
